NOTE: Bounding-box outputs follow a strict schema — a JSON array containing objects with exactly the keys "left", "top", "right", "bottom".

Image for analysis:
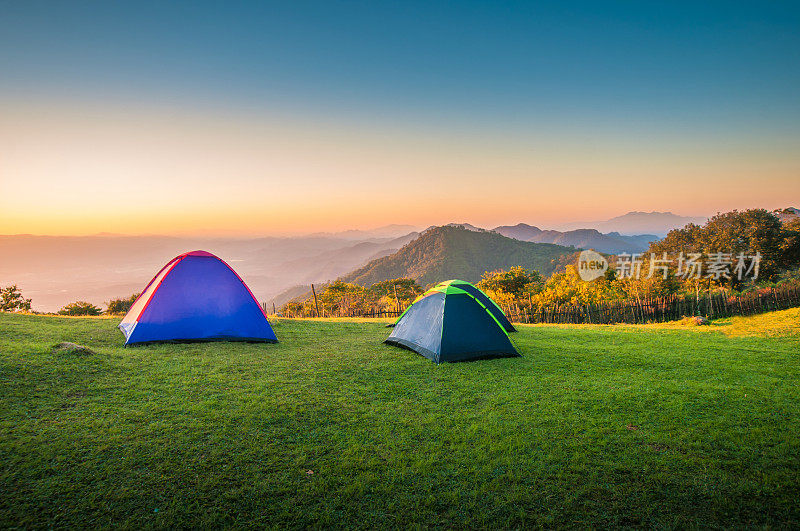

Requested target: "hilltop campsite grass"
[{"left": 1, "top": 311, "right": 798, "bottom": 527}]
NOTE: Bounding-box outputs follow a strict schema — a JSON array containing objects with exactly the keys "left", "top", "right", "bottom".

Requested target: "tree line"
[
  {"left": 281, "top": 279, "right": 423, "bottom": 318},
  {"left": 470, "top": 209, "right": 800, "bottom": 316},
  {"left": 281, "top": 208, "right": 800, "bottom": 320},
  {"left": 0, "top": 287, "right": 139, "bottom": 316}
]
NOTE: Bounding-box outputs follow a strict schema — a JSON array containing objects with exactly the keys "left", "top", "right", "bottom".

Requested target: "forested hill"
[{"left": 340, "top": 225, "right": 577, "bottom": 287}]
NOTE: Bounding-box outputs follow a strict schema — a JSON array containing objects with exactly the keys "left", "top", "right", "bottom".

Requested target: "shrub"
[
  {"left": 106, "top": 293, "right": 139, "bottom": 315},
  {"left": 0, "top": 285, "right": 32, "bottom": 312},
  {"left": 58, "top": 301, "right": 102, "bottom": 316},
  {"left": 477, "top": 266, "right": 544, "bottom": 296},
  {"left": 678, "top": 316, "right": 710, "bottom": 326}
]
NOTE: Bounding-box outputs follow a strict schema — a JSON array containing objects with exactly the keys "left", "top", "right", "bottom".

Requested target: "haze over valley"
[{"left": 1, "top": 211, "right": 708, "bottom": 312}]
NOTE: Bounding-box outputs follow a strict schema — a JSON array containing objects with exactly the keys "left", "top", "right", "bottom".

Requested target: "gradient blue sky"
[{"left": 1, "top": 1, "right": 799, "bottom": 235}]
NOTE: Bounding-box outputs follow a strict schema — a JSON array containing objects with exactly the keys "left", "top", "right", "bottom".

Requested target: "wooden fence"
[
  {"left": 347, "top": 309, "right": 404, "bottom": 319},
  {"left": 502, "top": 284, "right": 800, "bottom": 325},
  {"left": 272, "top": 284, "right": 800, "bottom": 325},
  {"left": 272, "top": 306, "right": 403, "bottom": 319}
]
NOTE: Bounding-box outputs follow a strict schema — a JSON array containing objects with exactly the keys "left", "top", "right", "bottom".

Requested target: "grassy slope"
[{"left": 0, "top": 311, "right": 798, "bottom": 528}]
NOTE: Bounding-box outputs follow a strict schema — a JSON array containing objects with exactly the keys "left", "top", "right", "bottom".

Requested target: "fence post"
[{"left": 311, "top": 284, "right": 320, "bottom": 318}]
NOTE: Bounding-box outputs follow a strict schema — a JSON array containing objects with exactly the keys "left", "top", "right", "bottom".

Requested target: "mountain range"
[
  {"left": 0, "top": 233, "right": 416, "bottom": 312},
  {"left": 304, "top": 224, "right": 420, "bottom": 240},
  {"left": 340, "top": 226, "right": 577, "bottom": 288},
  {"left": 550, "top": 211, "right": 707, "bottom": 236},
  {"left": 492, "top": 224, "right": 656, "bottom": 253},
  {"left": 1, "top": 211, "right": 713, "bottom": 312},
  {"left": 773, "top": 207, "right": 800, "bottom": 223}
]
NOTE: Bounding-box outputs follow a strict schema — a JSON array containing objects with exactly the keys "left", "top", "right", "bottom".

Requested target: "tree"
[
  {"left": 610, "top": 254, "right": 682, "bottom": 299},
  {"left": 318, "top": 281, "right": 379, "bottom": 316},
  {"left": 649, "top": 209, "right": 800, "bottom": 287},
  {"left": 0, "top": 285, "right": 32, "bottom": 312},
  {"left": 530, "top": 265, "right": 626, "bottom": 308},
  {"left": 58, "top": 301, "right": 102, "bottom": 316},
  {"left": 369, "top": 278, "right": 423, "bottom": 309},
  {"left": 477, "top": 266, "right": 544, "bottom": 296},
  {"left": 281, "top": 301, "right": 307, "bottom": 317},
  {"left": 106, "top": 293, "right": 140, "bottom": 315}
]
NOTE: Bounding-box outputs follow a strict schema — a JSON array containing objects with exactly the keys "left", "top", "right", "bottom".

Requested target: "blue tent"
[
  {"left": 119, "top": 250, "right": 277, "bottom": 345},
  {"left": 385, "top": 282, "right": 519, "bottom": 363}
]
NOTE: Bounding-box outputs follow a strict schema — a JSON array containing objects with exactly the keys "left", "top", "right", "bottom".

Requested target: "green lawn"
[{"left": 1, "top": 311, "right": 799, "bottom": 528}]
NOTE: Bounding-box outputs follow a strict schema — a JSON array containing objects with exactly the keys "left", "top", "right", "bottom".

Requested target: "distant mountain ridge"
[
  {"left": 340, "top": 226, "right": 577, "bottom": 288},
  {"left": 5, "top": 210, "right": 730, "bottom": 312},
  {"left": 305, "top": 224, "right": 419, "bottom": 240},
  {"left": 773, "top": 207, "right": 800, "bottom": 223},
  {"left": 442, "top": 222, "right": 486, "bottom": 232},
  {"left": 492, "top": 223, "right": 656, "bottom": 253},
  {"left": 0, "top": 233, "right": 418, "bottom": 312},
  {"left": 552, "top": 211, "right": 707, "bottom": 236}
]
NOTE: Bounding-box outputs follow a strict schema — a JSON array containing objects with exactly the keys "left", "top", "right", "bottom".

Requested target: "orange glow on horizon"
[{"left": 2, "top": 100, "right": 799, "bottom": 237}]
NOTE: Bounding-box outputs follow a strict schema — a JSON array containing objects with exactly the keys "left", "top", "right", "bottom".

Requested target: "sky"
[{"left": 1, "top": 1, "right": 799, "bottom": 236}]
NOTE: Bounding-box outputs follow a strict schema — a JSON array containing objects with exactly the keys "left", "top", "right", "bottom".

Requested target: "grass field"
[{"left": 1, "top": 310, "right": 799, "bottom": 528}]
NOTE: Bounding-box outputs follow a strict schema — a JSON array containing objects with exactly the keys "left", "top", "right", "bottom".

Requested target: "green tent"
[
  {"left": 389, "top": 279, "right": 516, "bottom": 333},
  {"left": 385, "top": 282, "right": 519, "bottom": 363}
]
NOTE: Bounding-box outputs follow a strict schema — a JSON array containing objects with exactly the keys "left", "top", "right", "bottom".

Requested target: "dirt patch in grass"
[{"left": 52, "top": 342, "right": 96, "bottom": 355}]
